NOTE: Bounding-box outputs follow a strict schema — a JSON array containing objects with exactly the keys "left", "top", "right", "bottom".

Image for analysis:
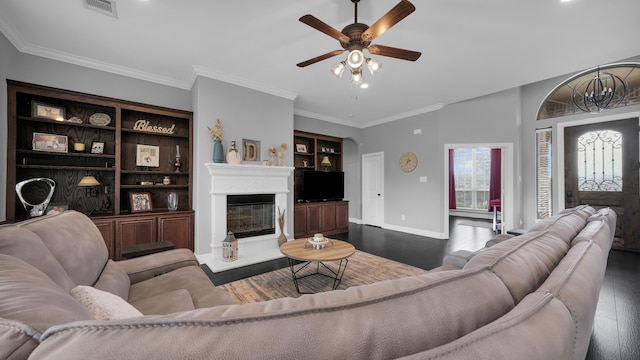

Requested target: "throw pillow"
[{"left": 71, "top": 285, "right": 142, "bottom": 320}]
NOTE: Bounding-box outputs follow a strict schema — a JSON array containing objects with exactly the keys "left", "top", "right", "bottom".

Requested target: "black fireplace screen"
[{"left": 227, "top": 194, "right": 275, "bottom": 239}]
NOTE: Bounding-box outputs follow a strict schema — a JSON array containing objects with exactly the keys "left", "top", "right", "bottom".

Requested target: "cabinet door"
[
  {"left": 158, "top": 212, "right": 193, "bottom": 250},
  {"left": 116, "top": 217, "right": 157, "bottom": 259},
  {"left": 321, "top": 203, "right": 336, "bottom": 233},
  {"left": 306, "top": 204, "right": 323, "bottom": 235},
  {"left": 294, "top": 204, "right": 308, "bottom": 239},
  {"left": 335, "top": 201, "right": 349, "bottom": 232},
  {"left": 92, "top": 218, "right": 115, "bottom": 260}
]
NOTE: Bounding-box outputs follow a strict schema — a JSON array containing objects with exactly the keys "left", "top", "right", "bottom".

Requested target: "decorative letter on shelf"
[{"left": 133, "top": 120, "right": 176, "bottom": 134}]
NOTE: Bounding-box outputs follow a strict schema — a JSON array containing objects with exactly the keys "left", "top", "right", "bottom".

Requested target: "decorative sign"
[{"left": 133, "top": 119, "right": 175, "bottom": 134}]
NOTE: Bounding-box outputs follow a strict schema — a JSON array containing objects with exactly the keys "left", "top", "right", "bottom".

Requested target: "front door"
[{"left": 564, "top": 118, "right": 640, "bottom": 250}]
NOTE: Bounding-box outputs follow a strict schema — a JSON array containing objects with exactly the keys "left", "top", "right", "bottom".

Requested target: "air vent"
[{"left": 82, "top": 0, "right": 118, "bottom": 18}]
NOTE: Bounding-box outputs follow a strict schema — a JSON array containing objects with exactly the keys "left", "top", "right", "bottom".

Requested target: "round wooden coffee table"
[{"left": 280, "top": 238, "right": 355, "bottom": 294}]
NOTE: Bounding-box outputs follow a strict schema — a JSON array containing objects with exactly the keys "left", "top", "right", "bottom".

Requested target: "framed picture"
[
  {"left": 296, "top": 143, "right": 307, "bottom": 153},
  {"left": 31, "top": 101, "right": 65, "bottom": 121},
  {"left": 32, "top": 132, "right": 68, "bottom": 153},
  {"left": 129, "top": 192, "right": 153, "bottom": 213},
  {"left": 136, "top": 144, "right": 160, "bottom": 167},
  {"left": 243, "top": 139, "right": 260, "bottom": 162},
  {"left": 90, "top": 141, "right": 105, "bottom": 154}
]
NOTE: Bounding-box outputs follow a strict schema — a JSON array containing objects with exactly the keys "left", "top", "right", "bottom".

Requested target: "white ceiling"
[{"left": 1, "top": 0, "right": 639, "bottom": 127}]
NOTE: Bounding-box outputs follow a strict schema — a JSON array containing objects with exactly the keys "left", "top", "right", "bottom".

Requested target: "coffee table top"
[{"left": 280, "top": 238, "right": 355, "bottom": 262}]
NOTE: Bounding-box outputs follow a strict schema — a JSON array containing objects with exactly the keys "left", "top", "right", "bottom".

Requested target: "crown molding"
[
  {"left": 191, "top": 65, "right": 297, "bottom": 101},
  {"left": 360, "top": 103, "right": 446, "bottom": 128},
  {"left": 293, "top": 109, "right": 363, "bottom": 128}
]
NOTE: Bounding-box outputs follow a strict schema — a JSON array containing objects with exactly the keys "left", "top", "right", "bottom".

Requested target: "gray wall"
[
  {"left": 0, "top": 31, "right": 19, "bottom": 221},
  {"left": 294, "top": 115, "right": 363, "bottom": 219},
  {"left": 361, "top": 111, "right": 443, "bottom": 235},
  {"left": 194, "top": 77, "right": 294, "bottom": 254}
]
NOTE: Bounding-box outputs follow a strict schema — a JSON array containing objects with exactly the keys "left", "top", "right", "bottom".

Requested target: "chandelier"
[
  {"left": 330, "top": 49, "right": 382, "bottom": 85},
  {"left": 572, "top": 67, "right": 628, "bottom": 113}
]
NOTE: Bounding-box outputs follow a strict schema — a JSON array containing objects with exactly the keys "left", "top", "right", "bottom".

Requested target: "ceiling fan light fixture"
[
  {"left": 350, "top": 67, "right": 363, "bottom": 85},
  {"left": 347, "top": 50, "right": 364, "bottom": 68},
  {"left": 366, "top": 57, "right": 382, "bottom": 75},
  {"left": 331, "top": 61, "right": 346, "bottom": 79}
]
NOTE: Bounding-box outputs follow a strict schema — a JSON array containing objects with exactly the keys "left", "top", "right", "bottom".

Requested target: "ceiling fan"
[{"left": 297, "top": 0, "right": 421, "bottom": 82}]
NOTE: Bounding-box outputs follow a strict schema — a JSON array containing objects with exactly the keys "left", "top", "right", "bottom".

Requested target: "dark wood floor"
[{"left": 205, "top": 217, "right": 640, "bottom": 360}]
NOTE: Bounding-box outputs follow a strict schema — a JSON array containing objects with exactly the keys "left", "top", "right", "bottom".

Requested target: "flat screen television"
[{"left": 302, "top": 171, "right": 344, "bottom": 201}]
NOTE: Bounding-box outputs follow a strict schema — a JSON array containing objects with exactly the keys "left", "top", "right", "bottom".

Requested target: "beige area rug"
[{"left": 220, "top": 250, "right": 428, "bottom": 304}]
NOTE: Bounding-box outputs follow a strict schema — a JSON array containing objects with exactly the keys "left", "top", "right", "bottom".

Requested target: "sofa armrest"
[
  {"left": 442, "top": 249, "right": 476, "bottom": 268},
  {"left": 116, "top": 249, "right": 199, "bottom": 284}
]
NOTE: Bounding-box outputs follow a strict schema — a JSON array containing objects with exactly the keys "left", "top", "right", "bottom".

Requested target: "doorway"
[
  {"left": 443, "top": 143, "right": 514, "bottom": 239},
  {"left": 563, "top": 118, "right": 640, "bottom": 250}
]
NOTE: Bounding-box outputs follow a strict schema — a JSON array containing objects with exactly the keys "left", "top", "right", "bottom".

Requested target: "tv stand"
[{"left": 293, "top": 200, "right": 349, "bottom": 239}]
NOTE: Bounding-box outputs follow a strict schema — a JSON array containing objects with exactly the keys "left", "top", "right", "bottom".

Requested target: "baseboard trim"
[{"left": 383, "top": 223, "right": 447, "bottom": 239}]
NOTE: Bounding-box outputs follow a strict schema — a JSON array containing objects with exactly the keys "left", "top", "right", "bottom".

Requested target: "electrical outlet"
[{"left": 401, "top": 215, "right": 406, "bottom": 221}]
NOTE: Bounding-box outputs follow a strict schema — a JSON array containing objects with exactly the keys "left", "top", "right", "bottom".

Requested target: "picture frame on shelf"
[
  {"left": 90, "top": 141, "right": 105, "bottom": 154},
  {"left": 31, "top": 101, "right": 65, "bottom": 121},
  {"left": 136, "top": 144, "right": 160, "bottom": 167},
  {"left": 243, "top": 139, "right": 260, "bottom": 162},
  {"left": 296, "top": 143, "right": 307, "bottom": 153},
  {"left": 129, "top": 192, "right": 153, "bottom": 213},
  {"left": 32, "top": 132, "right": 68, "bottom": 153}
]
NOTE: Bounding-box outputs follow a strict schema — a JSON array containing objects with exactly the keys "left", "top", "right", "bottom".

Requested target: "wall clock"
[{"left": 399, "top": 152, "right": 418, "bottom": 172}]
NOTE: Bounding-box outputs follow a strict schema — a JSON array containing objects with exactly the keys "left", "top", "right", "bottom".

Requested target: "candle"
[
  {"left": 176, "top": 145, "right": 180, "bottom": 157},
  {"left": 74, "top": 143, "right": 85, "bottom": 152}
]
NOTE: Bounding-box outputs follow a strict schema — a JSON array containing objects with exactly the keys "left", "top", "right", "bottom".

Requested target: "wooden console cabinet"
[
  {"left": 6, "top": 80, "right": 194, "bottom": 260},
  {"left": 294, "top": 201, "right": 349, "bottom": 239}
]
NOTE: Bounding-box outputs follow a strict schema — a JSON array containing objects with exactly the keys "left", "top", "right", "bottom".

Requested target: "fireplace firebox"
[{"left": 227, "top": 194, "right": 275, "bottom": 238}]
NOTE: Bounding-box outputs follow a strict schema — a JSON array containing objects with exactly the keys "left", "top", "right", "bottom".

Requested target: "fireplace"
[
  {"left": 204, "top": 163, "right": 294, "bottom": 272},
  {"left": 227, "top": 194, "right": 275, "bottom": 238}
]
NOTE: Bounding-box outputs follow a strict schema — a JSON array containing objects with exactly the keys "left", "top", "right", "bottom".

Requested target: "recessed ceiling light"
[
  {"left": 360, "top": 83, "right": 369, "bottom": 89},
  {"left": 560, "top": 0, "right": 573, "bottom": 3}
]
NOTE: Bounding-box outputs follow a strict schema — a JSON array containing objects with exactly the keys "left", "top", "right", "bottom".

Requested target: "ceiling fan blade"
[
  {"left": 297, "top": 50, "right": 346, "bottom": 68},
  {"left": 299, "top": 14, "right": 350, "bottom": 43},
  {"left": 361, "top": 0, "right": 416, "bottom": 42},
  {"left": 367, "top": 44, "right": 421, "bottom": 61}
]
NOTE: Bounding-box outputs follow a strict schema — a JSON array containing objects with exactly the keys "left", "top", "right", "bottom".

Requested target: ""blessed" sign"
[{"left": 133, "top": 120, "right": 176, "bottom": 134}]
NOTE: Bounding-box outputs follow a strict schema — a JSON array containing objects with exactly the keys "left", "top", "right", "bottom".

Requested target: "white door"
[{"left": 362, "top": 152, "right": 384, "bottom": 226}]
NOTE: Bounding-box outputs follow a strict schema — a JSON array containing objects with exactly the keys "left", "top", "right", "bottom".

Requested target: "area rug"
[
  {"left": 458, "top": 220, "right": 493, "bottom": 229},
  {"left": 220, "top": 250, "right": 428, "bottom": 304}
]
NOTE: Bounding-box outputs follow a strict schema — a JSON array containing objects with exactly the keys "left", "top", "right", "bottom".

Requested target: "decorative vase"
[
  {"left": 213, "top": 140, "right": 224, "bottom": 163},
  {"left": 226, "top": 140, "right": 241, "bottom": 164},
  {"left": 277, "top": 207, "right": 287, "bottom": 246}
]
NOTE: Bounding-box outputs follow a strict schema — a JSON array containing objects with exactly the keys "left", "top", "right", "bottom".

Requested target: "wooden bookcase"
[
  {"left": 6, "top": 80, "right": 194, "bottom": 260},
  {"left": 293, "top": 130, "right": 348, "bottom": 238}
]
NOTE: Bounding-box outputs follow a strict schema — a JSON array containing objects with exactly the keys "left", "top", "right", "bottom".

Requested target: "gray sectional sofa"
[{"left": 0, "top": 205, "right": 614, "bottom": 359}]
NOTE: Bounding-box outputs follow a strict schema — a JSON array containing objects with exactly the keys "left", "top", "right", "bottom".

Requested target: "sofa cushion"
[
  {"left": 128, "top": 266, "right": 234, "bottom": 309},
  {"left": 0, "top": 254, "right": 90, "bottom": 333},
  {"left": 0, "top": 226, "right": 75, "bottom": 292},
  {"left": 94, "top": 260, "right": 130, "bottom": 300},
  {"left": 572, "top": 219, "right": 612, "bottom": 254},
  {"left": 536, "top": 240, "right": 605, "bottom": 360},
  {"left": 401, "top": 292, "right": 576, "bottom": 360},
  {"left": 17, "top": 211, "right": 108, "bottom": 287},
  {"left": 71, "top": 286, "right": 143, "bottom": 320},
  {"left": 464, "top": 230, "right": 569, "bottom": 303},
  {"left": 130, "top": 289, "right": 195, "bottom": 315},
  {"left": 528, "top": 212, "right": 587, "bottom": 245},
  {"left": 32, "top": 269, "right": 516, "bottom": 360}
]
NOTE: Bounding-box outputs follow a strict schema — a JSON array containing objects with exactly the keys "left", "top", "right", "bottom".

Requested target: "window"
[
  {"left": 536, "top": 129, "right": 552, "bottom": 219},
  {"left": 454, "top": 148, "right": 490, "bottom": 210}
]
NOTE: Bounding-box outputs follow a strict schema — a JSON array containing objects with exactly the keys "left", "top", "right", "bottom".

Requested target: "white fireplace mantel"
[{"left": 202, "top": 163, "right": 294, "bottom": 272}]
